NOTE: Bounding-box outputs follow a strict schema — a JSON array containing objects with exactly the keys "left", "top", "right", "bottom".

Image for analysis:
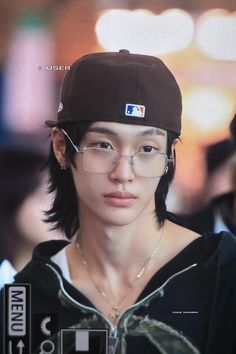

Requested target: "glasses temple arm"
[{"left": 60, "top": 128, "right": 80, "bottom": 153}]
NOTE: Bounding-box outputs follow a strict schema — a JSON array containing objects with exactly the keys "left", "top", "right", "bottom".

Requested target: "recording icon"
[
  {"left": 75, "top": 331, "right": 89, "bottom": 351},
  {"left": 32, "top": 313, "right": 58, "bottom": 353},
  {"left": 40, "top": 316, "right": 52, "bottom": 336},
  {"left": 61, "top": 329, "right": 108, "bottom": 353}
]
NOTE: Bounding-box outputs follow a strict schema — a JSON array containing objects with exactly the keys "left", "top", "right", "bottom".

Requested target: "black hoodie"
[{"left": 1, "top": 232, "right": 236, "bottom": 354}]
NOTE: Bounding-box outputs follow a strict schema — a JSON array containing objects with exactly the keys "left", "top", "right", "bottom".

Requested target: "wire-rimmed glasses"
[{"left": 60, "top": 128, "right": 172, "bottom": 178}]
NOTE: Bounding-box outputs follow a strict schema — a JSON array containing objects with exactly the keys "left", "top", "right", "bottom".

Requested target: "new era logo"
[
  {"left": 125, "top": 103, "right": 145, "bottom": 118},
  {"left": 58, "top": 101, "right": 63, "bottom": 113}
]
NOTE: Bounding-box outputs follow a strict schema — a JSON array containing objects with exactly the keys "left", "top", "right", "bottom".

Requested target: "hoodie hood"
[{"left": 14, "top": 232, "right": 236, "bottom": 305}]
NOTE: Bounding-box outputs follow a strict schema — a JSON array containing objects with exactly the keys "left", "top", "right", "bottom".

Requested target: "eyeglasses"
[{"left": 60, "top": 128, "right": 173, "bottom": 178}]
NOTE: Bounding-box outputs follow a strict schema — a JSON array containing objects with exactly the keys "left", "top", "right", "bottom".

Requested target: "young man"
[{"left": 1, "top": 50, "right": 236, "bottom": 354}]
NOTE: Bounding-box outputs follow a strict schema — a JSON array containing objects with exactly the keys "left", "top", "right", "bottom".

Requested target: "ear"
[
  {"left": 171, "top": 138, "right": 179, "bottom": 156},
  {"left": 170, "top": 138, "right": 179, "bottom": 165},
  {"left": 51, "top": 128, "right": 68, "bottom": 168}
]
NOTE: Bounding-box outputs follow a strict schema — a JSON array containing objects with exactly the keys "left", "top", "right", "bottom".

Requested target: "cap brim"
[
  {"left": 44, "top": 120, "right": 58, "bottom": 127},
  {"left": 44, "top": 118, "right": 84, "bottom": 127}
]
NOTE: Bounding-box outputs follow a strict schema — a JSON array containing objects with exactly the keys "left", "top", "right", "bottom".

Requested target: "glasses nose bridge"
[
  {"left": 110, "top": 152, "right": 136, "bottom": 181},
  {"left": 115, "top": 153, "right": 135, "bottom": 166}
]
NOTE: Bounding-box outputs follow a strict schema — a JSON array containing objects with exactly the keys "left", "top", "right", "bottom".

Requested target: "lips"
[
  {"left": 103, "top": 191, "right": 137, "bottom": 207},
  {"left": 104, "top": 191, "right": 136, "bottom": 199}
]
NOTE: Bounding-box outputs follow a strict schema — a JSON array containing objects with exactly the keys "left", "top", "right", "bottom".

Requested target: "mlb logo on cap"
[{"left": 125, "top": 103, "right": 145, "bottom": 118}]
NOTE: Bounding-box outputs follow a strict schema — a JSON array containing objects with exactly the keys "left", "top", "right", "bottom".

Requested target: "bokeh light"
[
  {"left": 196, "top": 9, "right": 236, "bottom": 61},
  {"left": 95, "top": 9, "right": 194, "bottom": 55},
  {"left": 184, "top": 86, "right": 235, "bottom": 132}
]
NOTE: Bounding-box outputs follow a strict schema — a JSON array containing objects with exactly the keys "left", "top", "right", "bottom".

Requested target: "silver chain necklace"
[{"left": 76, "top": 228, "right": 163, "bottom": 322}]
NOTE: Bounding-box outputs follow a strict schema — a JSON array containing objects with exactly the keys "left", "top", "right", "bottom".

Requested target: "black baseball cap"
[{"left": 45, "top": 49, "right": 182, "bottom": 135}]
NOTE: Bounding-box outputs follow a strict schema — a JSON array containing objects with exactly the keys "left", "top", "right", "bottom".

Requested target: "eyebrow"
[
  {"left": 87, "top": 127, "right": 118, "bottom": 136},
  {"left": 86, "top": 126, "right": 165, "bottom": 137},
  {"left": 138, "top": 128, "right": 165, "bottom": 137}
]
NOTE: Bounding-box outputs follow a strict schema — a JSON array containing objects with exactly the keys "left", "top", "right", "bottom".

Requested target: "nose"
[{"left": 109, "top": 155, "right": 135, "bottom": 183}]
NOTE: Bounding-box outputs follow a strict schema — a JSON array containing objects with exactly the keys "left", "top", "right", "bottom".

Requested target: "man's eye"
[
  {"left": 141, "top": 146, "right": 157, "bottom": 153},
  {"left": 92, "top": 142, "right": 113, "bottom": 149}
]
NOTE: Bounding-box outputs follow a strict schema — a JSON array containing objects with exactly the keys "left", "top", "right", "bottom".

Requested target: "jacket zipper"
[
  {"left": 117, "top": 263, "right": 198, "bottom": 322},
  {"left": 46, "top": 262, "right": 197, "bottom": 351},
  {"left": 47, "top": 264, "right": 119, "bottom": 353}
]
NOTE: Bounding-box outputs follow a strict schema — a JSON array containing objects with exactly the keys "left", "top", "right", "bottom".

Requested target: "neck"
[
  {"left": 76, "top": 208, "right": 164, "bottom": 282},
  {"left": 67, "top": 206, "right": 168, "bottom": 323}
]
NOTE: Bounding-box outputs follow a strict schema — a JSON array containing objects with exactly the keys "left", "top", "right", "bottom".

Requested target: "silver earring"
[
  {"left": 59, "top": 163, "right": 67, "bottom": 170},
  {"left": 164, "top": 166, "right": 169, "bottom": 174}
]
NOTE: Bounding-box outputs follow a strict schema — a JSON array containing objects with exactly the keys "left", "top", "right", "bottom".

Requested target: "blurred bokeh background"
[{"left": 0, "top": 0, "right": 235, "bottom": 214}]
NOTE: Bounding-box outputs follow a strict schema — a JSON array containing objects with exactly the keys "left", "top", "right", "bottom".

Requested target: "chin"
[
  {"left": 103, "top": 220, "right": 135, "bottom": 227},
  {"left": 97, "top": 210, "right": 141, "bottom": 227}
]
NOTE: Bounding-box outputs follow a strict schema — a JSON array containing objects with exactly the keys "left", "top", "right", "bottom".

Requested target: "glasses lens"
[
  {"left": 82, "top": 147, "right": 167, "bottom": 177},
  {"left": 133, "top": 152, "right": 167, "bottom": 177},
  {"left": 83, "top": 148, "right": 119, "bottom": 173}
]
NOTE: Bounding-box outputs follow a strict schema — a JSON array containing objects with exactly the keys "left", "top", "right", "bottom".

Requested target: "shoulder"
[
  {"left": 164, "top": 222, "right": 235, "bottom": 264},
  {"left": 12, "top": 240, "right": 70, "bottom": 285},
  {"left": 32, "top": 239, "right": 70, "bottom": 261},
  {"left": 165, "top": 220, "right": 202, "bottom": 245},
  {"left": 161, "top": 221, "right": 202, "bottom": 263},
  {"left": 178, "top": 208, "right": 214, "bottom": 234}
]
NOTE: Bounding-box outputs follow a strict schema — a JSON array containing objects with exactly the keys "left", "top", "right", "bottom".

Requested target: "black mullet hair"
[{"left": 44, "top": 122, "right": 179, "bottom": 238}]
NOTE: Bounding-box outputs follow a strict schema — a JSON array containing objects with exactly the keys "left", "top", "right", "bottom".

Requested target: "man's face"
[{"left": 70, "top": 121, "right": 168, "bottom": 227}]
